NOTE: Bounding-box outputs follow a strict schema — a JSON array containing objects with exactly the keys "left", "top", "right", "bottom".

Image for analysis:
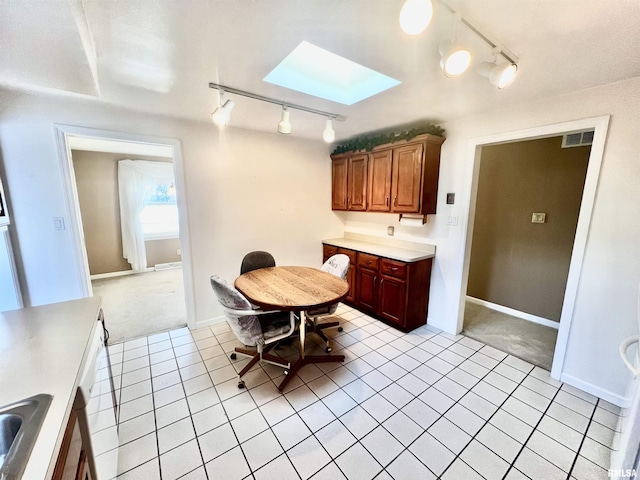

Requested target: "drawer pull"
[
  {"left": 390, "top": 267, "right": 398, "bottom": 271},
  {"left": 366, "top": 260, "right": 372, "bottom": 264}
]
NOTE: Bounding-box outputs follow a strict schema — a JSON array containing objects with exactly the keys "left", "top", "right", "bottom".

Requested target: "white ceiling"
[{"left": 1, "top": 0, "right": 639, "bottom": 141}]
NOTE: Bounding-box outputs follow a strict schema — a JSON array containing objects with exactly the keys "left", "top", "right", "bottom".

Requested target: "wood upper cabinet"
[
  {"left": 331, "top": 134, "right": 443, "bottom": 215},
  {"left": 391, "top": 143, "right": 424, "bottom": 213},
  {"left": 331, "top": 158, "right": 348, "bottom": 210},
  {"left": 368, "top": 149, "right": 393, "bottom": 212},
  {"left": 331, "top": 154, "right": 368, "bottom": 211}
]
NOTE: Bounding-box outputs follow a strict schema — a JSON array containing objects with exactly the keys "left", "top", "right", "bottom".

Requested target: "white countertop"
[
  {"left": 323, "top": 237, "right": 435, "bottom": 262},
  {"left": 0, "top": 297, "right": 102, "bottom": 479}
]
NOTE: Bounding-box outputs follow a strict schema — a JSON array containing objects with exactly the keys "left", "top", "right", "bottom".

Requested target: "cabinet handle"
[
  {"left": 366, "top": 260, "right": 372, "bottom": 265},
  {"left": 373, "top": 275, "right": 377, "bottom": 285},
  {"left": 390, "top": 267, "right": 398, "bottom": 271},
  {"left": 394, "top": 196, "right": 398, "bottom": 206},
  {"left": 347, "top": 195, "right": 350, "bottom": 207},
  {"left": 385, "top": 195, "right": 389, "bottom": 207}
]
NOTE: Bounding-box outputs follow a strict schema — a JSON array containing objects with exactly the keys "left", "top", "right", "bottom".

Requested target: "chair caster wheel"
[
  {"left": 325, "top": 346, "right": 332, "bottom": 353},
  {"left": 238, "top": 381, "right": 245, "bottom": 389},
  {"left": 338, "top": 327, "right": 343, "bottom": 332},
  {"left": 230, "top": 353, "right": 237, "bottom": 360}
]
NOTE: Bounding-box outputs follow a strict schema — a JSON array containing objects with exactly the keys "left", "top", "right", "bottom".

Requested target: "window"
[{"left": 140, "top": 183, "right": 179, "bottom": 240}]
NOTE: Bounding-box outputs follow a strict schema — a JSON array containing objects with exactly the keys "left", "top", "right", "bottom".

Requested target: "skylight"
[{"left": 263, "top": 41, "right": 401, "bottom": 105}]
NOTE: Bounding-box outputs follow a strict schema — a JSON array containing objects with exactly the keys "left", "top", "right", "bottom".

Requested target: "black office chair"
[{"left": 240, "top": 251, "right": 276, "bottom": 274}]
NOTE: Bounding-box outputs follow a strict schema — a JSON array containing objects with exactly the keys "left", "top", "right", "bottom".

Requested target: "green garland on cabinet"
[{"left": 331, "top": 123, "right": 445, "bottom": 155}]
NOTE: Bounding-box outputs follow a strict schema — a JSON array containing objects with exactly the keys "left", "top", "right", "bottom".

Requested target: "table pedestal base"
[{"left": 277, "top": 354, "right": 344, "bottom": 392}]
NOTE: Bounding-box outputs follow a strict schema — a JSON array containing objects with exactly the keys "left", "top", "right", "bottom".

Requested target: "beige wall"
[
  {"left": 146, "top": 238, "right": 181, "bottom": 266},
  {"left": 72, "top": 150, "right": 178, "bottom": 275},
  {"left": 467, "top": 137, "right": 590, "bottom": 321}
]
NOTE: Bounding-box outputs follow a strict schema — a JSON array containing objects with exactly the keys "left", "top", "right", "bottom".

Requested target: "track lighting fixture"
[
  {"left": 399, "top": 0, "right": 433, "bottom": 35},
  {"left": 278, "top": 107, "right": 292, "bottom": 134},
  {"left": 209, "top": 82, "right": 345, "bottom": 141},
  {"left": 399, "top": 0, "right": 519, "bottom": 87},
  {"left": 323, "top": 118, "right": 335, "bottom": 143},
  {"left": 211, "top": 96, "right": 235, "bottom": 127},
  {"left": 477, "top": 61, "right": 517, "bottom": 89},
  {"left": 439, "top": 42, "right": 471, "bottom": 77}
]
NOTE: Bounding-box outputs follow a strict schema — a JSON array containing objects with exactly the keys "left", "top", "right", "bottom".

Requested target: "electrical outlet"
[{"left": 177, "top": 248, "right": 181, "bottom": 255}]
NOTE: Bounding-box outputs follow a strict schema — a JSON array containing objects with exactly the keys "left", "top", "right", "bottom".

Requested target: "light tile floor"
[{"left": 104, "top": 304, "right": 619, "bottom": 480}]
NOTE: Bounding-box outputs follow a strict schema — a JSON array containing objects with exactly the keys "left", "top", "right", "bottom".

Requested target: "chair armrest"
[
  {"left": 221, "top": 305, "right": 283, "bottom": 316},
  {"left": 264, "top": 311, "right": 297, "bottom": 346}
]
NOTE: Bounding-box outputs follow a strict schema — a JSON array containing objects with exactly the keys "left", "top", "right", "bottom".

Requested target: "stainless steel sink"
[{"left": 0, "top": 394, "right": 52, "bottom": 480}]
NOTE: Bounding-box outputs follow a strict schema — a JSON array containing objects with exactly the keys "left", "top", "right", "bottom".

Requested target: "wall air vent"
[{"left": 562, "top": 130, "right": 594, "bottom": 148}]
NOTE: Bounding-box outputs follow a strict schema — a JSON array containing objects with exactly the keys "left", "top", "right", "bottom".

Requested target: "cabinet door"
[
  {"left": 356, "top": 267, "right": 377, "bottom": 313},
  {"left": 368, "top": 149, "right": 393, "bottom": 212},
  {"left": 345, "top": 263, "right": 357, "bottom": 303},
  {"left": 331, "top": 158, "right": 348, "bottom": 210},
  {"left": 323, "top": 244, "right": 338, "bottom": 263},
  {"left": 378, "top": 275, "right": 406, "bottom": 326},
  {"left": 348, "top": 154, "right": 368, "bottom": 211},
  {"left": 391, "top": 143, "right": 424, "bottom": 213}
]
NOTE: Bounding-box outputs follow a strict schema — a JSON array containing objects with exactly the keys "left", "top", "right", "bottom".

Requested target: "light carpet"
[
  {"left": 462, "top": 301, "right": 558, "bottom": 370},
  {"left": 92, "top": 268, "right": 187, "bottom": 345}
]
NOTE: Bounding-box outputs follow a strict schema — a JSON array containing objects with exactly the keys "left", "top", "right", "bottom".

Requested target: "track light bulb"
[
  {"left": 439, "top": 42, "right": 471, "bottom": 77},
  {"left": 399, "top": 0, "right": 433, "bottom": 35},
  {"left": 477, "top": 61, "right": 518, "bottom": 89},
  {"left": 211, "top": 99, "right": 235, "bottom": 127},
  {"left": 323, "top": 119, "right": 335, "bottom": 143},
  {"left": 278, "top": 107, "right": 291, "bottom": 135}
]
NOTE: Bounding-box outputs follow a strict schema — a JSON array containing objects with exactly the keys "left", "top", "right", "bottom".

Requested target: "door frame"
[
  {"left": 456, "top": 115, "right": 610, "bottom": 380},
  {"left": 54, "top": 124, "right": 196, "bottom": 329}
]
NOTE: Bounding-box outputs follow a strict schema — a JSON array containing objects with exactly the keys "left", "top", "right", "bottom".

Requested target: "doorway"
[
  {"left": 55, "top": 125, "right": 195, "bottom": 342},
  {"left": 462, "top": 135, "right": 592, "bottom": 370},
  {"left": 456, "top": 116, "right": 609, "bottom": 380}
]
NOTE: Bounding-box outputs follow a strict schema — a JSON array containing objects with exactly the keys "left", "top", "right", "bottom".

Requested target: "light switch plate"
[{"left": 531, "top": 213, "right": 546, "bottom": 223}]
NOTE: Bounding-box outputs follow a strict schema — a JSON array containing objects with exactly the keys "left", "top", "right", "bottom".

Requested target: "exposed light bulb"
[
  {"left": 323, "top": 119, "right": 335, "bottom": 143},
  {"left": 399, "top": 0, "right": 433, "bottom": 35}
]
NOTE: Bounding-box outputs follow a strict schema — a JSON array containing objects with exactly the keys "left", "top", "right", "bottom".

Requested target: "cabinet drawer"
[
  {"left": 323, "top": 244, "right": 338, "bottom": 262},
  {"left": 380, "top": 258, "right": 407, "bottom": 279},
  {"left": 357, "top": 252, "right": 379, "bottom": 270},
  {"left": 337, "top": 247, "right": 356, "bottom": 264}
]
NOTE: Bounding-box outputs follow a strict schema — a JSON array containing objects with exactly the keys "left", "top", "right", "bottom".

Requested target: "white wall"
[
  {"left": 2, "top": 77, "right": 639, "bottom": 403},
  {"left": 0, "top": 92, "right": 344, "bottom": 323},
  {"left": 341, "top": 76, "right": 640, "bottom": 403}
]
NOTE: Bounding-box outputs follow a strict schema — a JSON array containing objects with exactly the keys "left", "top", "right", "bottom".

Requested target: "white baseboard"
[
  {"left": 192, "top": 315, "right": 227, "bottom": 330},
  {"left": 90, "top": 268, "right": 154, "bottom": 280},
  {"left": 466, "top": 296, "right": 560, "bottom": 330},
  {"left": 427, "top": 316, "right": 456, "bottom": 335},
  {"left": 155, "top": 262, "right": 182, "bottom": 271},
  {"left": 560, "top": 372, "right": 630, "bottom": 408}
]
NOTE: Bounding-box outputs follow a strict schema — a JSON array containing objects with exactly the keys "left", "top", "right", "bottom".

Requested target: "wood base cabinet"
[
  {"left": 53, "top": 409, "right": 92, "bottom": 480},
  {"left": 323, "top": 243, "right": 433, "bottom": 331},
  {"left": 323, "top": 244, "right": 357, "bottom": 303}
]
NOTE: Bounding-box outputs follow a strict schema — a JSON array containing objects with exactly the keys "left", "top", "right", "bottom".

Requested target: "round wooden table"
[{"left": 235, "top": 266, "right": 349, "bottom": 391}]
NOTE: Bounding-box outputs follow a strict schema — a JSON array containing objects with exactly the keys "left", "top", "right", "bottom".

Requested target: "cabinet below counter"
[
  {"left": 0, "top": 297, "right": 105, "bottom": 479},
  {"left": 322, "top": 237, "right": 435, "bottom": 332}
]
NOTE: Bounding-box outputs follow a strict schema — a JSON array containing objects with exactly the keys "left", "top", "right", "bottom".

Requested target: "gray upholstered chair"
[
  {"left": 306, "top": 254, "right": 350, "bottom": 352},
  {"left": 210, "top": 275, "right": 296, "bottom": 388},
  {"left": 240, "top": 251, "right": 276, "bottom": 275}
]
